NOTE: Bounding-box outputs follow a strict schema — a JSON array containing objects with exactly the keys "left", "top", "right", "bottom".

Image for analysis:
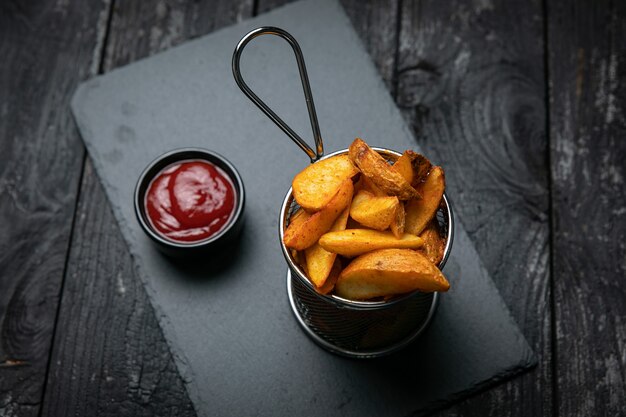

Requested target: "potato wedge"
[
  {"left": 319, "top": 229, "right": 423, "bottom": 257},
  {"left": 315, "top": 258, "right": 342, "bottom": 295},
  {"left": 335, "top": 249, "right": 450, "bottom": 300},
  {"left": 286, "top": 208, "right": 311, "bottom": 235},
  {"left": 350, "top": 190, "right": 400, "bottom": 231},
  {"left": 355, "top": 174, "right": 386, "bottom": 197},
  {"left": 405, "top": 166, "right": 445, "bottom": 235},
  {"left": 348, "top": 138, "right": 420, "bottom": 200},
  {"left": 392, "top": 152, "right": 414, "bottom": 183},
  {"left": 389, "top": 202, "right": 405, "bottom": 238},
  {"left": 292, "top": 155, "right": 359, "bottom": 212},
  {"left": 283, "top": 179, "right": 354, "bottom": 250},
  {"left": 408, "top": 151, "right": 433, "bottom": 186},
  {"left": 393, "top": 150, "right": 432, "bottom": 187},
  {"left": 305, "top": 207, "right": 350, "bottom": 287},
  {"left": 419, "top": 220, "right": 445, "bottom": 266}
]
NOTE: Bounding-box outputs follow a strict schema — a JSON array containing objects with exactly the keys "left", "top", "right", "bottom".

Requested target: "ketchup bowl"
[{"left": 134, "top": 148, "right": 245, "bottom": 258}]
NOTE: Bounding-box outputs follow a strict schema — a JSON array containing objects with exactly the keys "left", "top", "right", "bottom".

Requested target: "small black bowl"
[{"left": 134, "top": 148, "right": 245, "bottom": 258}]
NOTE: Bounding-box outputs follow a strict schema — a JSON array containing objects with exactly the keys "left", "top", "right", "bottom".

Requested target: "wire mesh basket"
[
  {"left": 279, "top": 148, "right": 454, "bottom": 358},
  {"left": 233, "top": 28, "right": 454, "bottom": 358}
]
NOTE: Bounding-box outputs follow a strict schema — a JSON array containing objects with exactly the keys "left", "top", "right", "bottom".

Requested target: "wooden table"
[{"left": 1, "top": 1, "right": 624, "bottom": 416}]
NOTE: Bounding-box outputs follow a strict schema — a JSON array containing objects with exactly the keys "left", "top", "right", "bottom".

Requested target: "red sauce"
[{"left": 145, "top": 160, "right": 236, "bottom": 243}]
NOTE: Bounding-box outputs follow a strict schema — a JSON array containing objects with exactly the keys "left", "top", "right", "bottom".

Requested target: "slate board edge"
[
  {"left": 69, "top": 0, "right": 537, "bottom": 414},
  {"left": 412, "top": 357, "right": 536, "bottom": 417},
  {"left": 70, "top": 95, "right": 202, "bottom": 402}
]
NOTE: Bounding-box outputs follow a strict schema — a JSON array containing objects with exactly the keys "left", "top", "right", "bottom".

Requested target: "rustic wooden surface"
[
  {"left": 548, "top": 1, "right": 626, "bottom": 416},
  {"left": 0, "top": 1, "right": 110, "bottom": 416},
  {"left": 396, "top": 1, "right": 552, "bottom": 416},
  {"left": 0, "top": 0, "right": 624, "bottom": 416}
]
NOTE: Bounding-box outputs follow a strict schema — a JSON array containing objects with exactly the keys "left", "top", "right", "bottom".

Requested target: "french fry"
[
  {"left": 318, "top": 229, "right": 423, "bottom": 257},
  {"left": 315, "top": 258, "right": 342, "bottom": 295},
  {"left": 335, "top": 249, "right": 450, "bottom": 300},
  {"left": 393, "top": 150, "right": 432, "bottom": 187},
  {"left": 419, "top": 220, "right": 445, "bottom": 266},
  {"left": 405, "top": 166, "right": 445, "bottom": 235},
  {"left": 389, "top": 202, "right": 405, "bottom": 238},
  {"left": 284, "top": 138, "right": 449, "bottom": 300},
  {"left": 350, "top": 190, "right": 400, "bottom": 231},
  {"left": 393, "top": 152, "right": 413, "bottom": 183},
  {"left": 292, "top": 155, "right": 359, "bottom": 212},
  {"left": 283, "top": 179, "right": 354, "bottom": 250},
  {"left": 305, "top": 207, "right": 350, "bottom": 287},
  {"left": 286, "top": 208, "right": 311, "bottom": 233},
  {"left": 349, "top": 138, "right": 420, "bottom": 200}
]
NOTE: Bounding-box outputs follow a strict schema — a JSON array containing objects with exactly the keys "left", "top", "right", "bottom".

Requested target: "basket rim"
[{"left": 279, "top": 147, "right": 455, "bottom": 310}]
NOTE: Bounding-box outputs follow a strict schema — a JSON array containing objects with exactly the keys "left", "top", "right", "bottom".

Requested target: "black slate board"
[{"left": 70, "top": 0, "right": 535, "bottom": 415}]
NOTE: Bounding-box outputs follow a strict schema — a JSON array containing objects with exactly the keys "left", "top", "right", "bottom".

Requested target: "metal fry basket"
[
  {"left": 281, "top": 149, "right": 454, "bottom": 357},
  {"left": 233, "top": 27, "right": 455, "bottom": 358}
]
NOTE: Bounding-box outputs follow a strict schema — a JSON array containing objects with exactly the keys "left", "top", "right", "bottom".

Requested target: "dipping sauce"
[{"left": 145, "top": 160, "right": 236, "bottom": 243}]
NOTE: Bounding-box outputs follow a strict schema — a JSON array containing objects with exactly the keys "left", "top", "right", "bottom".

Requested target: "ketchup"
[{"left": 145, "top": 160, "right": 236, "bottom": 243}]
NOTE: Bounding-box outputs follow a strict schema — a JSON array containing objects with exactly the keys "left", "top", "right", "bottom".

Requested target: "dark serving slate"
[{"left": 70, "top": 0, "right": 535, "bottom": 415}]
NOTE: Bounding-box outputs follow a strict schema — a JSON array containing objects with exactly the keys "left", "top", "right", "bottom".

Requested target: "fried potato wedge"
[
  {"left": 392, "top": 152, "right": 414, "bottom": 183},
  {"left": 335, "top": 249, "right": 450, "bottom": 300},
  {"left": 319, "top": 229, "right": 423, "bottom": 257},
  {"left": 284, "top": 179, "right": 354, "bottom": 250},
  {"left": 292, "top": 155, "right": 359, "bottom": 212},
  {"left": 350, "top": 190, "right": 400, "bottom": 231},
  {"left": 419, "top": 220, "right": 445, "bottom": 266},
  {"left": 355, "top": 174, "right": 386, "bottom": 197},
  {"left": 405, "top": 166, "right": 445, "bottom": 235},
  {"left": 348, "top": 138, "right": 420, "bottom": 200},
  {"left": 389, "top": 202, "right": 406, "bottom": 238},
  {"left": 286, "top": 208, "right": 311, "bottom": 233},
  {"left": 305, "top": 207, "right": 350, "bottom": 287},
  {"left": 315, "top": 258, "right": 342, "bottom": 295},
  {"left": 393, "top": 150, "right": 432, "bottom": 187}
]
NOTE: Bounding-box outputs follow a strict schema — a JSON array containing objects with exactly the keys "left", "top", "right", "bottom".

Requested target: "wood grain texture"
[
  {"left": 548, "top": 1, "right": 626, "bottom": 416},
  {"left": 396, "top": 1, "right": 551, "bottom": 416},
  {"left": 333, "top": 0, "right": 400, "bottom": 91},
  {"left": 0, "top": 1, "right": 111, "bottom": 416},
  {"left": 40, "top": 1, "right": 254, "bottom": 416},
  {"left": 41, "top": 161, "right": 196, "bottom": 417}
]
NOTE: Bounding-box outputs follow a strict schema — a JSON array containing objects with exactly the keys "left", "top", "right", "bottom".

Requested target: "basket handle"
[{"left": 232, "top": 26, "right": 324, "bottom": 163}]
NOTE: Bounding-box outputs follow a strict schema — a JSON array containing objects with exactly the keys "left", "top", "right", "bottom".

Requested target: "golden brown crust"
[
  {"left": 292, "top": 155, "right": 358, "bottom": 212},
  {"left": 335, "top": 249, "right": 450, "bottom": 299},
  {"left": 318, "top": 229, "right": 423, "bottom": 257},
  {"left": 283, "top": 179, "right": 354, "bottom": 250},
  {"left": 405, "top": 166, "right": 445, "bottom": 235},
  {"left": 349, "top": 138, "right": 420, "bottom": 200}
]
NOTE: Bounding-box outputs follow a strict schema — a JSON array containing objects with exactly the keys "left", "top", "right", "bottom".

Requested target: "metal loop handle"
[{"left": 232, "top": 26, "right": 324, "bottom": 163}]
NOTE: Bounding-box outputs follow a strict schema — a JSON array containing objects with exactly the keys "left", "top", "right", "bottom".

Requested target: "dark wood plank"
[
  {"left": 41, "top": 162, "right": 196, "bottom": 417},
  {"left": 41, "top": 1, "right": 254, "bottom": 416},
  {"left": 548, "top": 1, "right": 626, "bottom": 416},
  {"left": 0, "top": 1, "right": 112, "bottom": 415},
  {"left": 337, "top": 0, "right": 400, "bottom": 91},
  {"left": 396, "top": 1, "right": 551, "bottom": 416}
]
